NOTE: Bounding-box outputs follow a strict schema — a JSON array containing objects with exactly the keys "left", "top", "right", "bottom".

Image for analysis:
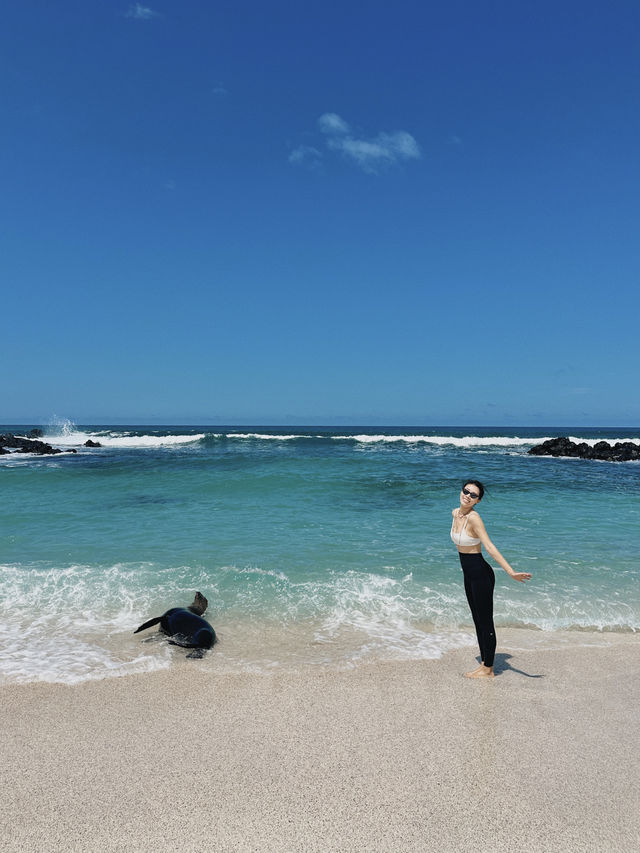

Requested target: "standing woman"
[{"left": 451, "top": 480, "right": 531, "bottom": 678}]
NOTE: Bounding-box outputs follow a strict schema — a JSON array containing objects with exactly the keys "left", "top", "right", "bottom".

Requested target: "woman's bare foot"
[{"left": 464, "top": 664, "right": 494, "bottom": 678}]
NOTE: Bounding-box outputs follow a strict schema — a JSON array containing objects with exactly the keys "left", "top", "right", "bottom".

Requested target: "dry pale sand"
[{"left": 2, "top": 631, "right": 639, "bottom": 853}]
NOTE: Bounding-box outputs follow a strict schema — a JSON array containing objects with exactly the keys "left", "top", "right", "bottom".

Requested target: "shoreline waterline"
[{"left": 1, "top": 623, "right": 638, "bottom": 686}]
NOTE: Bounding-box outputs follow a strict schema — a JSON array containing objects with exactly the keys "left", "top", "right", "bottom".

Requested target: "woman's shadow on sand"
[{"left": 492, "top": 653, "right": 544, "bottom": 678}]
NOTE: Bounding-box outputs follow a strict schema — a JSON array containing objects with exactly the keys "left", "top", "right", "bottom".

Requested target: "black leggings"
[{"left": 459, "top": 552, "right": 496, "bottom": 667}]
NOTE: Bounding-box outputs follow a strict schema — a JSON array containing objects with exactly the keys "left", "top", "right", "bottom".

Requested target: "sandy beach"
[{"left": 3, "top": 630, "right": 639, "bottom": 853}]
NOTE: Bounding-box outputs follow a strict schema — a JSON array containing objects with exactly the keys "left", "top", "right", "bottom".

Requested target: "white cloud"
[
  {"left": 288, "top": 145, "right": 323, "bottom": 168},
  {"left": 318, "top": 113, "right": 350, "bottom": 135},
  {"left": 296, "top": 112, "right": 421, "bottom": 174},
  {"left": 212, "top": 83, "right": 229, "bottom": 97},
  {"left": 125, "top": 4, "right": 157, "bottom": 20}
]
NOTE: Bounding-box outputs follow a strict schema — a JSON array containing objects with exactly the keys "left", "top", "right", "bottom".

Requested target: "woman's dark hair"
[{"left": 462, "top": 479, "right": 485, "bottom": 500}]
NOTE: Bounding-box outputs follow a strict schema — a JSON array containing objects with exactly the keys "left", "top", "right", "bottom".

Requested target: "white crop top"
[{"left": 450, "top": 512, "right": 481, "bottom": 547}]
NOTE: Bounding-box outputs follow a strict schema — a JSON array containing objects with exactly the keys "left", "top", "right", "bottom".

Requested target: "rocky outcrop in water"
[
  {"left": 0, "top": 433, "right": 77, "bottom": 456},
  {"left": 528, "top": 437, "right": 640, "bottom": 462},
  {"left": 84, "top": 439, "right": 102, "bottom": 448}
]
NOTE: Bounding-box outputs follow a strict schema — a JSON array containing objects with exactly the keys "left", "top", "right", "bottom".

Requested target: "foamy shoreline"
[
  {"left": 3, "top": 630, "right": 639, "bottom": 852},
  {"left": 3, "top": 621, "right": 638, "bottom": 686}
]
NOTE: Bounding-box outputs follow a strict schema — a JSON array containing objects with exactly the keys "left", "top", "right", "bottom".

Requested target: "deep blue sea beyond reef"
[{"left": 2, "top": 423, "right": 639, "bottom": 683}]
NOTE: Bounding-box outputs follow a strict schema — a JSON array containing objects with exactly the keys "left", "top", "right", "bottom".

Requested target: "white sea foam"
[
  {"left": 41, "top": 427, "right": 204, "bottom": 449},
  {"left": 311, "top": 572, "right": 473, "bottom": 663},
  {"left": 205, "top": 432, "right": 552, "bottom": 447},
  {"left": 566, "top": 436, "right": 640, "bottom": 447},
  {"left": 87, "top": 433, "right": 205, "bottom": 448},
  {"left": 0, "top": 561, "right": 235, "bottom": 684},
  {"left": 0, "top": 451, "right": 45, "bottom": 465},
  {"left": 19, "top": 422, "right": 640, "bottom": 451},
  {"left": 212, "top": 432, "right": 640, "bottom": 448},
  {"left": 218, "top": 566, "right": 639, "bottom": 650},
  {"left": 217, "top": 433, "right": 308, "bottom": 441},
  {"left": 0, "top": 563, "right": 174, "bottom": 684},
  {"left": 13, "top": 417, "right": 199, "bottom": 449},
  {"left": 332, "top": 434, "right": 640, "bottom": 448},
  {"left": 333, "top": 434, "right": 554, "bottom": 447},
  {"left": 0, "top": 630, "right": 170, "bottom": 685},
  {"left": 2, "top": 560, "right": 637, "bottom": 684}
]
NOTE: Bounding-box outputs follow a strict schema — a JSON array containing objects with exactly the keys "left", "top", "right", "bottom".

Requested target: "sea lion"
[{"left": 134, "top": 591, "right": 216, "bottom": 659}]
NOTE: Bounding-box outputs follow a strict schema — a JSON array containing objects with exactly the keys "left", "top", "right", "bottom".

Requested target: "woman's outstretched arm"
[{"left": 470, "top": 514, "right": 532, "bottom": 583}]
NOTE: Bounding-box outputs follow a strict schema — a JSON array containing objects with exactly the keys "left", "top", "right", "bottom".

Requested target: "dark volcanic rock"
[
  {"left": 0, "top": 433, "right": 64, "bottom": 455},
  {"left": 28, "top": 428, "right": 44, "bottom": 438},
  {"left": 84, "top": 439, "right": 102, "bottom": 448},
  {"left": 528, "top": 436, "right": 640, "bottom": 462},
  {"left": 611, "top": 441, "right": 640, "bottom": 461}
]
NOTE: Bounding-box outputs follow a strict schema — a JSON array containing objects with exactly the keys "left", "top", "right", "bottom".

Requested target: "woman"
[{"left": 451, "top": 480, "right": 531, "bottom": 678}]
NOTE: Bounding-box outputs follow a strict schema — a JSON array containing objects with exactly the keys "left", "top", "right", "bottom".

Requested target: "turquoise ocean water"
[{"left": 2, "top": 422, "right": 639, "bottom": 684}]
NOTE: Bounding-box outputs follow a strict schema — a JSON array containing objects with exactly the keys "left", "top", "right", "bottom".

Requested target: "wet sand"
[{"left": 3, "top": 631, "right": 639, "bottom": 852}]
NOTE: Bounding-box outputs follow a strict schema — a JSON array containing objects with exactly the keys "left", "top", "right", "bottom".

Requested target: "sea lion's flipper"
[
  {"left": 134, "top": 616, "right": 162, "bottom": 634},
  {"left": 188, "top": 591, "right": 208, "bottom": 616},
  {"left": 186, "top": 648, "right": 206, "bottom": 660},
  {"left": 167, "top": 635, "right": 190, "bottom": 648}
]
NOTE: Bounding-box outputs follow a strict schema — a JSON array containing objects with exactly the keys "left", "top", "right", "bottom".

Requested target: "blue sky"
[{"left": 2, "top": 1, "right": 639, "bottom": 425}]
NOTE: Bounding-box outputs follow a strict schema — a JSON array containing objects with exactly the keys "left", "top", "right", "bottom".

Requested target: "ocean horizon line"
[{"left": 3, "top": 421, "right": 639, "bottom": 430}]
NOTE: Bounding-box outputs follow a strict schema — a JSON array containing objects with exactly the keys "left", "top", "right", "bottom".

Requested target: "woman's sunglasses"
[{"left": 462, "top": 488, "right": 480, "bottom": 499}]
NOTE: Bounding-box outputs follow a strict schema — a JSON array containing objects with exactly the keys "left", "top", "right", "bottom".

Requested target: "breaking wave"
[{"left": 1, "top": 561, "right": 637, "bottom": 684}]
